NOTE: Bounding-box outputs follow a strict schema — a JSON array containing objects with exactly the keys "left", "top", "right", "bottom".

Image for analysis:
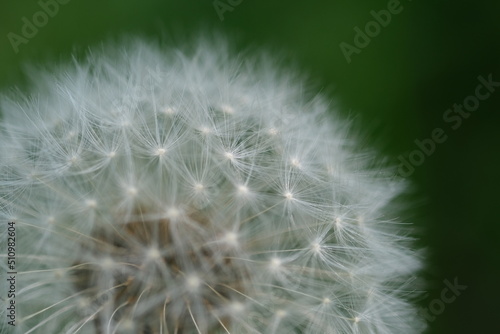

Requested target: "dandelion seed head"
[{"left": 0, "top": 37, "right": 425, "bottom": 333}]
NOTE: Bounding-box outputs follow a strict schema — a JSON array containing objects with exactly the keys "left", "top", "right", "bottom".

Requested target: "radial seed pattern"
[{"left": 0, "top": 38, "right": 424, "bottom": 334}]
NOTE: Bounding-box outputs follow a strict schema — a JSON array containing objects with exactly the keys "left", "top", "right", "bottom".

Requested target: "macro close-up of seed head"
[{"left": 0, "top": 37, "right": 425, "bottom": 333}]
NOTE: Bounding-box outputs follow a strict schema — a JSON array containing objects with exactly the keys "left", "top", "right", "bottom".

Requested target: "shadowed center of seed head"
[{"left": 71, "top": 210, "right": 250, "bottom": 333}]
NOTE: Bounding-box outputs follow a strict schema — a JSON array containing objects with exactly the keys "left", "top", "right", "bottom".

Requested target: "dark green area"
[{"left": 1, "top": 0, "right": 499, "bottom": 332}]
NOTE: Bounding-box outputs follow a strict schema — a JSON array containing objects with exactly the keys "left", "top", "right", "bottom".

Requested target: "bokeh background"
[{"left": 0, "top": 0, "right": 499, "bottom": 333}]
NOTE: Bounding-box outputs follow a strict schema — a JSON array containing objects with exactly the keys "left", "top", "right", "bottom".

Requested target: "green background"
[{"left": 1, "top": 0, "right": 499, "bottom": 333}]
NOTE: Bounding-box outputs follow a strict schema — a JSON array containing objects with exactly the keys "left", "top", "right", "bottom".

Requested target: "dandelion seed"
[
  {"left": 162, "top": 106, "right": 176, "bottom": 115},
  {"left": 290, "top": 158, "right": 301, "bottom": 168},
  {"left": 186, "top": 275, "right": 202, "bottom": 291},
  {"left": 220, "top": 104, "right": 235, "bottom": 114},
  {"left": 276, "top": 310, "right": 287, "bottom": 318},
  {"left": 155, "top": 148, "right": 166, "bottom": 156},
  {"left": 237, "top": 185, "right": 249, "bottom": 194},
  {"left": 126, "top": 187, "right": 138, "bottom": 197},
  {"left": 146, "top": 247, "right": 161, "bottom": 261},
  {"left": 269, "top": 257, "right": 282, "bottom": 270},
  {"left": 268, "top": 127, "right": 279, "bottom": 136},
  {"left": 228, "top": 301, "right": 244, "bottom": 313},
  {"left": 311, "top": 242, "right": 322, "bottom": 254},
  {"left": 223, "top": 232, "right": 239, "bottom": 247},
  {"left": 166, "top": 207, "right": 180, "bottom": 219},
  {"left": 199, "top": 126, "right": 212, "bottom": 135},
  {"left": 85, "top": 199, "right": 97, "bottom": 208}
]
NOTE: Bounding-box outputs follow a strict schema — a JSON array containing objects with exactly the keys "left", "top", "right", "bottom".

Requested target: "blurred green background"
[{"left": 1, "top": 0, "right": 499, "bottom": 333}]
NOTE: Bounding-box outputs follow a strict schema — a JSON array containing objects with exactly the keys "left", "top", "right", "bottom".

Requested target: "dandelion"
[{"left": 0, "top": 37, "right": 425, "bottom": 333}]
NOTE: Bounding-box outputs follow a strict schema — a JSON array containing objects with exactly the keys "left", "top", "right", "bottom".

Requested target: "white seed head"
[{"left": 0, "top": 37, "right": 425, "bottom": 333}]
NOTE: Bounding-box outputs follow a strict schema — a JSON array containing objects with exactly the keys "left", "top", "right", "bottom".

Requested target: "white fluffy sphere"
[{"left": 0, "top": 37, "right": 424, "bottom": 333}]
